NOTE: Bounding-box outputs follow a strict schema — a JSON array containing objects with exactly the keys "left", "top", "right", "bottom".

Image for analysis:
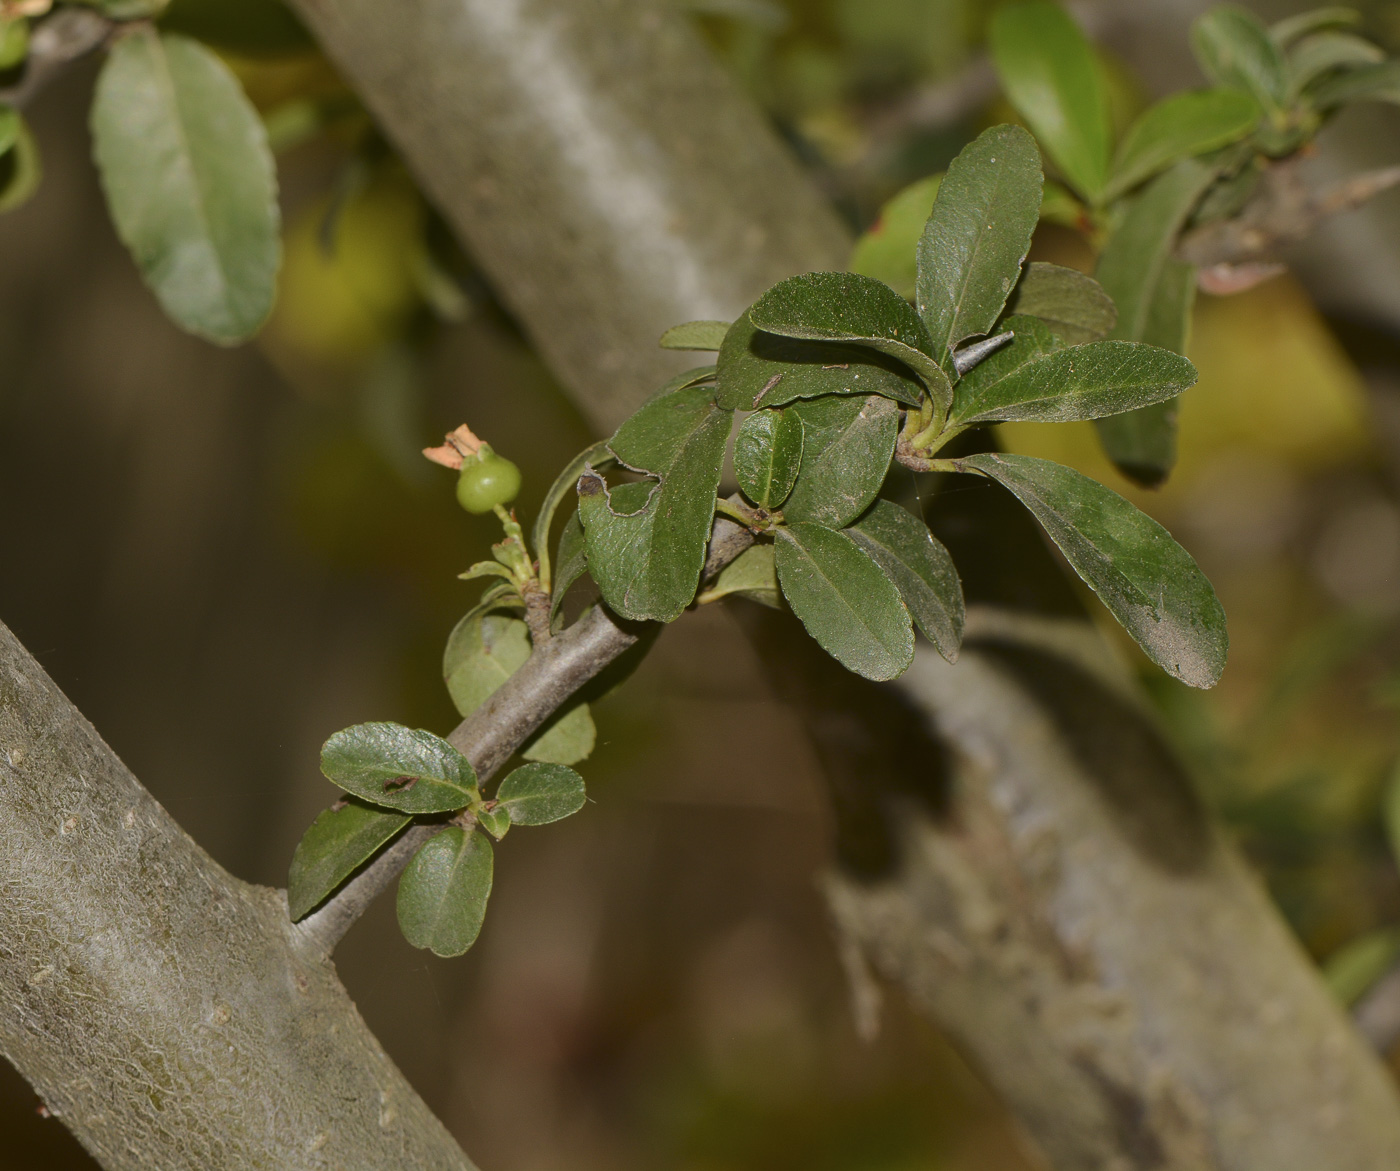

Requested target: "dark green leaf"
[
  {"left": 1105, "top": 89, "right": 1259, "bottom": 201},
  {"left": 496, "top": 762, "right": 588, "bottom": 825},
  {"left": 1191, "top": 7, "right": 1287, "bottom": 111},
  {"left": 1004, "top": 263, "right": 1116, "bottom": 345},
  {"left": 782, "top": 395, "right": 898, "bottom": 528},
  {"left": 397, "top": 827, "right": 493, "bottom": 957},
  {"left": 749, "top": 272, "right": 949, "bottom": 397},
  {"left": 0, "top": 115, "right": 39, "bottom": 214},
  {"left": 735, "top": 408, "right": 804, "bottom": 509},
  {"left": 958, "top": 452, "right": 1228, "bottom": 687},
  {"left": 1290, "top": 31, "right": 1384, "bottom": 96},
  {"left": 775, "top": 523, "right": 914, "bottom": 681},
  {"left": 534, "top": 440, "right": 611, "bottom": 595},
  {"left": 916, "top": 123, "right": 1042, "bottom": 363},
  {"left": 321, "top": 722, "right": 479, "bottom": 814},
  {"left": 159, "top": 0, "right": 313, "bottom": 56},
  {"left": 0, "top": 107, "right": 17, "bottom": 159},
  {"left": 715, "top": 312, "right": 925, "bottom": 411},
  {"left": 91, "top": 29, "right": 280, "bottom": 344},
  {"left": 579, "top": 385, "right": 730, "bottom": 622},
  {"left": 846, "top": 500, "right": 964, "bottom": 662},
  {"left": 849, "top": 173, "right": 942, "bottom": 299},
  {"left": 1271, "top": 7, "right": 1360, "bottom": 47},
  {"left": 287, "top": 799, "right": 411, "bottom": 921},
  {"left": 660, "top": 320, "right": 731, "bottom": 350},
  {"left": 989, "top": 1, "right": 1111, "bottom": 203},
  {"left": 550, "top": 509, "right": 589, "bottom": 630},
  {"left": 1306, "top": 59, "right": 1400, "bottom": 108},
  {"left": 697, "top": 543, "right": 781, "bottom": 609}
]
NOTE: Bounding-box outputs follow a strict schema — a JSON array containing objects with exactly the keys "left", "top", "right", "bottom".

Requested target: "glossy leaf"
[
  {"left": 659, "top": 320, "right": 731, "bottom": 350},
  {"left": 534, "top": 440, "right": 611, "bottom": 594},
  {"left": 916, "top": 123, "right": 1042, "bottom": 364},
  {"left": 989, "top": 1, "right": 1111, "bottom": 202},
  {"left": 1270, "top": 6, "right": 1360, "bottom": 47},
  {"left": 698, "top": 543, "right": 781, "bottom": 609},
  {"left": 849, "top": 173, "right": 941, "bottom": 299},
  {"left": 735, "top": 408, "right": 804, "bottom": 509},
  {"left": 715, "top": 312, "right": 924, "bottom": 411},
  {"left": 321, "top": 722, "right": 479, "bottom": 814},
  {"left": 397, "top": 828, "right": 493, "bottom": 957},
  {"left": 550, "top": 510, "right": 589, "bottom": 630},
  {"left": 782, "top": 395, "right": 899, "bottom": 529},
  {"left": 496, "top": 762, "right": 587, "bottom": 826},
  {"left": 1105, "top": 89, "right": 1259, "bottom": 201},
  {"left": 846, "top": 500, "right": 964, "bottom": 662},
  {"left": 1191, "top": 7, "right": 1287, "bottom": 111},
  {"left": 775, "top": 523, "right": 914, "bottom": 682},
  {"left": 579, "top": 385, "right": 730, "bottom": 622},
  {"left": 0, "top": 115, "right": 39, "bottom": 214},
  {"left": 1004, "top": 263, "right": 1116, "bottom": 345},
  {"left": 1290, "top": 31, "right": 1384, "bottom": 96},
  {"left": 958, "top": 452, "right": 1228, "bottom": 687},
  {"left": 748, "top": 272, "right": 949, "bottom": 398},
  {"left": 1307, "top": 59, "right": 1400, "bottom": 108},
  {"left": 91, "top": 29, "right": 280, "bottom": 344},
  {"left": 287, "top": 799, "right": 410, "bottom": 921}
]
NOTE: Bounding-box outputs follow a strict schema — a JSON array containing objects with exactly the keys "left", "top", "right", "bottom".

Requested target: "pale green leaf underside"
[
  {"left": 397, "top": 827, "right": 493, "bottom": 957},
  {"left": 660, "top": 320, "right": 731, "bottom": 350},
  {"left": 287, "top": 799, "right": 411, "bottom": 921}
]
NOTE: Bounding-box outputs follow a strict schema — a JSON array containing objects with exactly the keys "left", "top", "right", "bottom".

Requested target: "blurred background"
[{"left": 6, "top": 0, "right": 1400, "bottom": 1167}]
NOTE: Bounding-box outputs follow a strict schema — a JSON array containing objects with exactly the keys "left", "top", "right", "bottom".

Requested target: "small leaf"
[
  {"left": 716, "top": 312, "right": 924, "bottom": 412},
  {"left": 534, "top": 440, "right": 611, "bottom": 594},
  {"left": 1290, "top": 31, "right": 1384, "bottom": 97},
  {"left": 698, "top": 543, "right": 781, "bottom": 608},
  {"left": 476, "top": 805, "right": 512, "bottom": 842},
  {"left": 321, "top": 722, "right": 479, "bottom": 814},
  {"left": 989, "top": 1, "right": 1112, "bottom": 203},
  {"left": 846, "top": 500, "right": 964, "bottom": 662},
  {"left": 550, "top": 510, "right": 589, "bottom": 630},
  {"left": 1270, "top": 7, "right": 1361, "bottom": 47},
  {"left": 496, "top": 762, "right": 588, "bottom": 825},
  {"left": 1323, "top": 928, "right": 1400, "bottom": 1006},
  {"left": 660, "top": 320, "right": 731, "bottom": 350},
  {"left": 1005, "top": 263, "right": 1116, "bottom": 345},
  {"left": 397, "top": 827, "right": 493, "bottom": 957},
  {"left": 1191, "top": 7, "right": 1287, "bottom": 111},
  {"left": 734, "top": 408, "right": 804, "bottom": 509},
  {"left": 849, "top": 173, "right": 942, "bottom": 299},
  {"left": 91, "top": 29, "right": 280, "bottom": 344},
  {"left": 748, "top": 272, "right": 950, "bottom": 400},
  {"left": 287, "top": 799, "right": 411, "bottom": 921},
  {"left": 782, "top": 395, "right": 898, "bottom": 529},
  {"left": 1306, "top": 59, "right": 1400, "bottom": 109},
  {"left": 0, "top": 115, "right": 40, "bottom": 214},
  {"left": 578, "top": 384, "right": 731, "bottom": 622},
  {"left": 775, "top": 523, "right": 914, "bottom": 682},
  {"left": 958, "top": 452, "right": 1228, "bottom": 687},
  {"left": 522, "top": 703, "right": 597, "bottom": 766},
  {"left": 458, "top": 561, "right": 514, "bottom": 582},
  {"left": 1104, "top": 89, "right": 1259, "bottom": 202},
  {"left": 916, "top": 124, "right": 1043, "bottom": 363}
]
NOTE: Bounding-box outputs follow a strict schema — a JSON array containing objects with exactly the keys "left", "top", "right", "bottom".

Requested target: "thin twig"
[{"left": 0, "top": 9, "right": 111, "bottom": 110}]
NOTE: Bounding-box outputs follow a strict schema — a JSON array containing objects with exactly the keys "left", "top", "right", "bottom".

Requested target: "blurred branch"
[{"left": 0, "top": 8, "right": 110, "bottom": 109}]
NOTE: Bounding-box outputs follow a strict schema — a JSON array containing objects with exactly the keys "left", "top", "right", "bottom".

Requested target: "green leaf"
[
  {"left": 0, "top": 19, "right": 28, "bottom": 71},
  {"left": 1306, "top": 59, "right": 1400, "bottom": 109},
  {"left": 775, "top": 523, "right": 914, "bottom": 682},
  {"left": 550, "top": 509, "right": 589, "bottom": 631},
  {"left": 1271, "top": 7, "right": 1360, "bottom": 47},
  {"left": 444, "top": 612, "right": 595, "bottom": 765},
  {"left": 660, "top": 320, "right": 731, "bottom": 350},
  {"left": 846, "top": 500, "right": 964, "bottom": 662},
  {"left": 579, "top": 385, "right": 730, "bottom": 622},
  {"left": 697, "top": 543, "right": 781, "bottom": 608},
  {"left": 915, "top": 123, "right": 1042, "bottom": 364},
  {"left": 1191, "top": 7, "right": 1287, "bottom": 111},
  {"left": 495, "top": 762, "right": 588, "bottom": 825},
  {"left": 1383, "top": 756, "right": 1400, "bottom": 865},
  {"left": 476, "top": 804, "right": 512, "bottom": 841},
  {"left": 782, "top": 395, "right": 898, "bottom": 529},
  {"left": 1039, "top": 180, "right": 1086, "bottom": 229},
  {"left": 320, "top": 722, "right": 480, "bottom": 814},
  {"left": 534, "top": 440, "right": 612, "bottom": 594},
  {"left": 958, "top": 452, "right": 1228, "bottom": 687},
  {"left": 0, "top": 115, "right": 40, "bottom": 214},
  {"left": 287, "top": 799, "right": 411, "bottom": 921},
  {"left": 397, "top": 827, "right": 493, "bottom": 957},
  {"left": 748, "top": 272, "right": 950, "bottom": 400},
  {"left": 1324, "top": 928, "right": 1400, "bottom": 1006},
  {"left": 0, "top": 107, "right": 16, "bottom": 160},
  {"left": 1004, "top": 262, "right": 1116, "bottom": 345},
  {"left": 849, "top": 173, "right": 941, "bottom": 299},
  {"left": 91, "top": 29, "right": 280, "bottom": 344},
  {"left": 1289, "top": 31, "right": 1384, "bottom": 97},
  {"left": 989, "top": 1, "right": 1111, "bottom": 203},
  {"left": 715, "top": 312, "right": 924, "bottom": 412},
  {"left": 734, "top": 408, "right": 804, "bottom": 509},
  {"left": 948, "top": 333, "right": 1198, "bottom": 428},
  {"left": 1094, "top": 158, "right": 1217, "bottom": 484},
  {"left": 1105, "top": 89, "right": 1259, "bottom": 202}
]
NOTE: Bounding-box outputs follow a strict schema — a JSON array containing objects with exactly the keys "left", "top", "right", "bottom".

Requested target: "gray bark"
[{"left": 284, "top": 0, "right": 1400, "bottom": 1166}]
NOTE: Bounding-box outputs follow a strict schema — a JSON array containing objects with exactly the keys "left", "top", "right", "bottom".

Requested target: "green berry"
[{"left": 456, "top": 449, "right": 522, "bottom": 514}]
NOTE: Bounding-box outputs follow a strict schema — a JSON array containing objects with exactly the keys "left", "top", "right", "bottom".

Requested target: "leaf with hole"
[
  {"left": 320, "top": 722, "right": 479, "bottom": 814},
  {"left": 287, "top": 799, "right": 411, "bottom": 921},
  {"left": 735, "top": 408, "right": 804, "bottom": 509},
  {"left": 495, "top": 762, "right": 588, "bottom": 826},
  {"left": 846, "top": 500, "right": 964, "bottom": 662},
  {"left": 1104, "top": 89, "right": 1259, "bottom": 201},
  {"left": 989, "top": 1, "right": 1111, "bottom": 203},
  {"left": 916, "top": 123, "right": 1042, "bottom": 363},
  {"left": 715, "top": 313, "right": 925, "bottom": 412},
  {"left": 1191, "top": 7, "right": 1287, "bottom": 111},
  {"left": 958, "top": 452, "right": 1227, "bottom": 687},
  {"left": 1004, "top": 263, "right": 1116, "bottom": 345},
  {"left": 782, "top": 395, "right": 898, "bottom": 529},
  {"left": 775, "top": 523, "right": 914, "bottom": 682},
  {"left": 397, "top": 827, "right": 493, "bottom": 957},
  {"left": 91, "top": 29, "right": 280, "bottom": 343},
  {"left": 660, "top": 320, "right": 731, "bottom": 350},
  {"left": 849, "top": 173, "right": 941, "bottom": 299}
]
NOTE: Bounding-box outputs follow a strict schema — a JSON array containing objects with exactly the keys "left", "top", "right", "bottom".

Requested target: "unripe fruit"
[{"left": 456, "top": 448, "right": 522, "bottom": 514}]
